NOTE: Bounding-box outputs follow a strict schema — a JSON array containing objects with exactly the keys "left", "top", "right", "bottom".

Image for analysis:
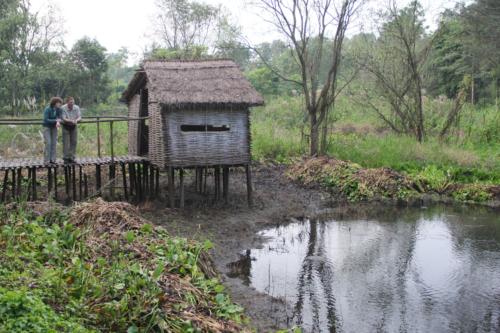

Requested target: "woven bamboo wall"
[
  {"left": 161, "top": 107, "right": 250, "bottom": 167},
  {"left": 127, "top": 94, "right": 140, "bottom": 155},
  {"left": 148, "top": 102, "right": 165, "bottom": 167}
]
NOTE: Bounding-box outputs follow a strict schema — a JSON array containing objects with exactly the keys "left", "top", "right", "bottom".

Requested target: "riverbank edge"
[{"left": 286, "top": 157, "right": 500, "bottom": 209}]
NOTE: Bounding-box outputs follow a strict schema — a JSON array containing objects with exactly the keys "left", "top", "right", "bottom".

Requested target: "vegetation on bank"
[
  {"left": 287, "top": 157, "right": 498, "bottom": 204},
  {"left": 254, "top": 96, "right": 499, "bottom": 204},
  {"left": 0, "top": 200, "right": 248, "bottom": 333}
]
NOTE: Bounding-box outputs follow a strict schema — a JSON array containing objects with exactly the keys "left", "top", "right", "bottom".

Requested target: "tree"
[
  {"left": 254, "top": 0, "right": 364, "bottom": 156},
  {"left": 67, "top": 37, "right": 110, "bottom": 106},
  {"left": 462, "top": 0, "right": 500, "bottom": 106},
  {"left": 358, "top": 0, "right": 428, "bottom": 142},
  {"left": 213, "top": 15, "right": 251, "bottom": 69},
  {"left": 154, "top": 0, "right": 220, "bottom": 53},
  {"left": 0, "top": 0, "right": 63, "bottom": 114},
  {"left": 426, "top": 10, "right": 469, "bottom": 99}
]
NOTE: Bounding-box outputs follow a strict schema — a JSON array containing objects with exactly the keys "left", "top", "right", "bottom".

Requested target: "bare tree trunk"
[
  {"left": 310, "top": 112, "right": 319, "bottom": 156},
  {"left": 416, "top": 89, "right": 424, "bottom": 142},
  {"left": 320, "top": 102, "right": 334, "bottom": 155},
  {"left": 439, "top": 89, "right": 466, "bottom": 140}
]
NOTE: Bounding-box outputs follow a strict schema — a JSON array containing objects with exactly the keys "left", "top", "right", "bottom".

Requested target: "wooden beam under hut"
[{"left": 0, "top": 156, "right": 152, "bottom": 204}]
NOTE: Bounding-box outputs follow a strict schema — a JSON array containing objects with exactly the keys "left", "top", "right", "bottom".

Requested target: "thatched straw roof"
[{"left": 122, "top": 60, "right": 264, "bottom": 107}]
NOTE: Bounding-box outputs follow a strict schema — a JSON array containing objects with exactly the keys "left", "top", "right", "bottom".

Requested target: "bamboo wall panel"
[
  {"left": 162, "top": 107, "right": 250, "bottom": 167},
  {"left": 127, "top": 94, "right": 140, "bottom": 155}
]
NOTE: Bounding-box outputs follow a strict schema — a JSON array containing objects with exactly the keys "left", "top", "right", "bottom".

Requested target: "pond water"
[{"left": 229, "top": 205, "right": 500, "bottom": 333}]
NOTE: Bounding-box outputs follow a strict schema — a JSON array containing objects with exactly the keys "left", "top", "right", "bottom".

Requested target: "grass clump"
[
  {"left": 0, "top": 200, "right": 247, "bottom": 333},
  {"left": 451, "top": 184, "right": 494, "bottom": 202},
  {"left": 287, "top": 157, "right": 415, "bottom": 201}
]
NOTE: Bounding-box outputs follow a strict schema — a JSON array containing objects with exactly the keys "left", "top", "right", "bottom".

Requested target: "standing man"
[
  {"left": 43, "top": 97, "right": 62, "bottom": 164},
  {"left": 61, "top": 97, "right": 81, "bottom": 163}
]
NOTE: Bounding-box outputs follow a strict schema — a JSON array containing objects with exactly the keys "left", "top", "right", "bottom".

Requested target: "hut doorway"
[{"left": 138, "top": 89, "right": 149, "bottom": 156}]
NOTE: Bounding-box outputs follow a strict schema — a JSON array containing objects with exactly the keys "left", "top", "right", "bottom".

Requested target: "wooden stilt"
[
  {"left": 71, "top": 165, "right": 77, "bottom": 201},
  {"left": 137, "top": 163, "right": 143, "bottom": 202},
  {"left": 48, "top": 167, "right": 53, "bottom": 194},
  {"left": 121, "top": 163, "right": 128, "bottom": 201},
  {"left": 32, "top": 168, "right": 37, "bottom": 201},
  {"left": 1, "top": 170, "right": 8, "bottom": 202},
  {"left": 168, "top": 167, "right": 175, "bottom": 208},
  {"left": 16, "top": 168, "right": 21, "bottom": 199},
  {"left": 95, "top": 165, "right": 101, "bottom": 195},
  {"left": 195, "top": 167, "right": 199, "bottom": 193},
  {"left": 223, "top": 167, "right": 229, "bottom": 203},
  {"left": 11, "top": 169, "right": 16, "bottom": 200},
  {"left": 64, "top": 166, "right": 70, "bottom": 198},
  {"left": 214, "top": 166, "right": 221, "bottom": 200},
  {"left": 53, "top": 167, "right": 58, "bottom": 200},
  {"left": 179, "top": 168, "right": 185, "bottom": 208},
  {"left": 246, "top": 164, "right": 253, "bottom": 207},
  {"left": 155, "top": 167, "right": 160, "bottom": 196},
  {"left": 26, "top": 168, "right": 32, "bottom": 201},
  {"left": 132, "top": 163, "right": 139, "bottom": 202},
  {"left": 203, "top": 167, "right": 208, "bottom": 195},
  {"left": 142, "top": 161, "right": 148, "bottom": 196},
  {"left": 79, "top": 166, "right": 83, "bottom": 200},
  {"left": 149, "top": 164, "right": 154, "bottom": 199},
  {"left": 84, "top": 173, "right": 88, "bottom": 199},
  {"left": 109, "top": 164, "right": 115, "bottom": 199},
  {"left": 128, "top": 163, "right": 135, "bottom": 198}
]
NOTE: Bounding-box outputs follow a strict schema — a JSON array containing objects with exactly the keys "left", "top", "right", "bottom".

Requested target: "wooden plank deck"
[{"left": 0, "top": 155, "right": 147, "bottom": 170}]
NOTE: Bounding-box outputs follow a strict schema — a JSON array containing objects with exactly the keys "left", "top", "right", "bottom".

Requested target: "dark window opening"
[{"left": 181, "top": 124, "right": 230, "bottom": 132}]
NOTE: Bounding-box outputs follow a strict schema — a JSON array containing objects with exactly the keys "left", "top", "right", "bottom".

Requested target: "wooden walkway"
[
  {"left": 0, "top": 155, "right": 146, "bottom": 170},
  {"left": 0, "top": 155, "right": 159, "bottom": 203}
]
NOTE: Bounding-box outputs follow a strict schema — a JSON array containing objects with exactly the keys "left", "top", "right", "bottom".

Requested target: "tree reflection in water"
[{"left": 230, "top": 205, "right": 500, "bottom": 333}]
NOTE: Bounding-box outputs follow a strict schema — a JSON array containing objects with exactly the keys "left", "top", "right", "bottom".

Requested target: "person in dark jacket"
[{"left": 43, "top": 97, "right": 62, "bottom": 164}]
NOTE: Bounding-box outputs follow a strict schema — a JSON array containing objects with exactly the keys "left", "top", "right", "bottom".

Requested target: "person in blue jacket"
[{"left": 43, "top": 97, "right": 62, "bottom": 164}]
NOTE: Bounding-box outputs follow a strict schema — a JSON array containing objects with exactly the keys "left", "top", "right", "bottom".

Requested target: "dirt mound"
[
  {"left": 69, "top": 199, "right": 152, "bottom": 261},
  {"left": 70, "top": 199, "right": 147, "bottom": 238},
  {"left": 67, "top": 199, "right": 239, "bottom": 332}
]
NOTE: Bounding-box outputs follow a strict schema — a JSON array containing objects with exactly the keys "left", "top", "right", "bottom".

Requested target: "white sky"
[{"left": 30, "top": 0, "right": 464, "bottom": 65}]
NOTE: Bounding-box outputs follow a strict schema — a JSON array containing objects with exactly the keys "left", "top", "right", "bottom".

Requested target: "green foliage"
[
  {"left": 0, "top": 2, "right": 112, "bottom": 115},
  {"left": 251, "top": 94, "right": 498, "bottom": 203},
  {"left": 66, "top": 37, "right": 110, "bottom": 106},
  {"left": 148, "top": 46, "right": 209, "bottom": 60},
  {"left": 0, "top": 205, "right": 245, "bottom": 332},
  {"left": 412, "top": 165, "right": 452, "bottom": 193},
  {"left": 0, "top": 288, "right": 92, "bottom": 333},
  {"left": 452, "top": 184, "right": 493, "bottom": 202}
]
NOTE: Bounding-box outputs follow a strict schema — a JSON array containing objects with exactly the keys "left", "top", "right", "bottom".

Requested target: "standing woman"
[{"left": 43, "top": 97, "right": 62, "bottom": 164}]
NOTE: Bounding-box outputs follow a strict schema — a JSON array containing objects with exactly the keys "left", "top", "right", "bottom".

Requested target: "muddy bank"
[
  {"left": 142, "top": 164, "right": 499, "bottom": 331},
  {"left": 143, "top": 165, "right": 328, "bottom": 331}
]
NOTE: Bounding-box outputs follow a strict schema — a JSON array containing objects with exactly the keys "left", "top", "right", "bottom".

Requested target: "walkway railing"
[
  {"left": 0, "top": 116, "right": 156, "bottom": 203},
  {"left": 0, "top": 116, "right": 148, "bottom": 161}
]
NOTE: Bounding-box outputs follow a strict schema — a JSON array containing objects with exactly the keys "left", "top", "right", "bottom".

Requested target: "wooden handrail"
[
  {"left": 0, "top": 116, "right": 150, "bottom": 160},
  {"left": 0, "top": 116, "right": 149, "bottom": 125}
]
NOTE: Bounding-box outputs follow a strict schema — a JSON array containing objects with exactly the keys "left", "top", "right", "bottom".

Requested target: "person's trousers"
[
  {"left": 62, "top": 127, "right": 78, "bottom": 160},
  {"left": 43, "top": 126, "right": 58, "bottom": 163}
]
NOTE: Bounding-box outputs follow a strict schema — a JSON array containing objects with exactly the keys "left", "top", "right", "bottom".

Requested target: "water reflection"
[{"left": 230, "top": 206, "right": 500, "bottom": 332}]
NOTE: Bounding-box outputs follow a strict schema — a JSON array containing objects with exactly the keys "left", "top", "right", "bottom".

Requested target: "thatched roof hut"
[
  {"left": 123, "top": 60, "right": 264, "bottom": 106},
  {"left": 122, "top": 59, "right": 264, "bottom": 169}
]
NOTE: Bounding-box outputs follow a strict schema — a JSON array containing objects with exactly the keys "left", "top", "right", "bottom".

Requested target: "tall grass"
[{"left": 250, "top": 95, "right": 500, "bottom": 183}]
